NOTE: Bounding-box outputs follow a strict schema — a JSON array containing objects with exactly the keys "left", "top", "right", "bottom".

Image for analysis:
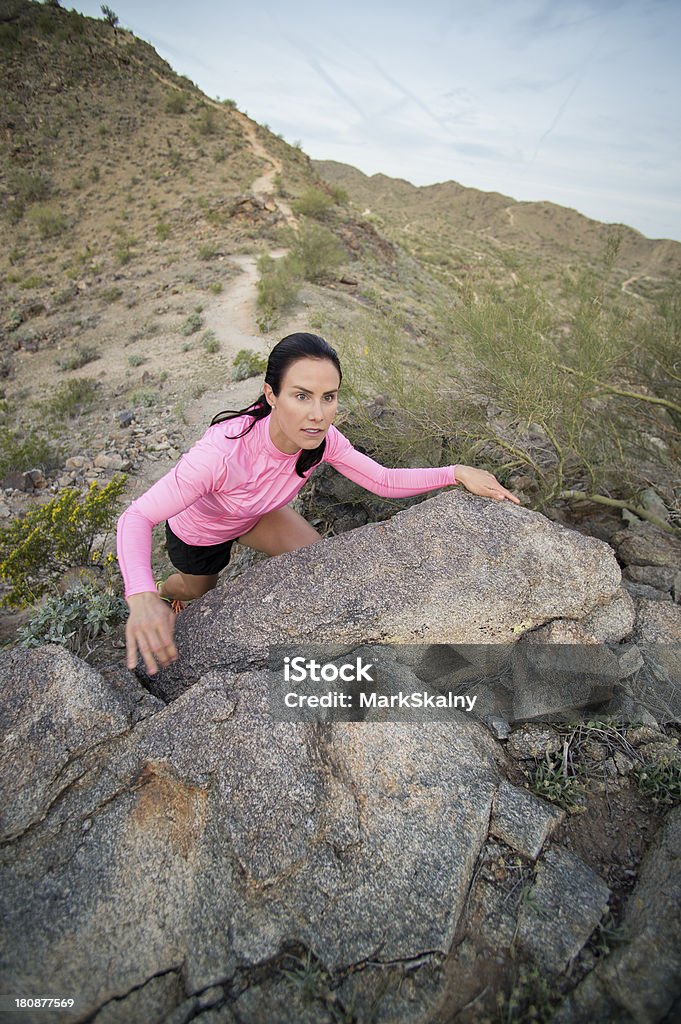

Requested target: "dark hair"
[{"left": 210, "top": 332, "right": 342, "bottom": 478}]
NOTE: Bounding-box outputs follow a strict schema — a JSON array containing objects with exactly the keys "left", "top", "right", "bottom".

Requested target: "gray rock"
[
  {"left": 0, "top": 666, "right": 503, "bottom": 1020},
  {"left": 159, "top": 489, "right": 622, "bottom": 700},
  {"left": 581, "top": 587, "right": 636, "bottom": 642},
  {"left": 515, "top": 844, "right": 611, "bottom": 974},
  {"left": 624, "top": 579, "right": 672, "bottom": 602},
  {"left": 506, "top": 724, "right": 563, "bottom": 761},
  {"left": 489, "top": 780, "right": 565, "bottom": 860},
  {"left": 612, "top": 522, "right": 681, "bottom": 569},
  {"left": 118, "top": 410, "right": 134, "bottom": 428},
  {"left": 94, "top": 451, "right": 125, "bottom": 471},
  {"left": 0, "top": 646, "right": 144, "bottom": 842},
  {"left": 633, "top": 599, "right": 681, "bottom": 641},
  {"left": 91, "top": 971, "right": 184, "bottom": 1024},
  {"left": 552, "top": 807, "right": 681, "bottom": 1024},
  {"left": 624, "top": 564, "right": 677, "bottom": 591}
]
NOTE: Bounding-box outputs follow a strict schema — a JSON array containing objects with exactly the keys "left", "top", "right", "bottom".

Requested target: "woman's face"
[{"left": 265, "top": 357, "right": 340, "bottom": 455}]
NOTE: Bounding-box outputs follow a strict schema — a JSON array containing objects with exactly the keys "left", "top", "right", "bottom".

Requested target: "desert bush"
[
  {"left": 231, "top": 348, "right": 267, "bottom": 381},
  {"left": 19, "top": 275, "right": 43, "bottom": 290},
  {"left": 329, "top": 184, "right": 348, "bottom": 205},
  {"left": 18, "top": 577, "right": 127, "bottom": 657},
  {"left": 49, "top": 378, "right": 98, "bottom": 419},
  {"left": 256, "top": 253, "right": 302, "bottom": 327},
  {"left": 196, "top": 107, "right": 217, "bottom": 136},
  {"left": 27, "top": 205, "right": 67, "bottom": 239},
  {"left": 156, "top": 220, "right": 171, "bottom": 240},
  {"left": 100, "top": 286, "right": 123, "bottom": 303},
  {"left": 0, "top": 429, "right": 58, "bottom": 481},
  {"left": 201, "top": 330, "right": 220, "bottom": 353},
  {"left": 165, "top": 91, "right": 186, "bottom": 115},
  {"left": 56, "top": 344, "right": 100, "bottom": 372},
  {"left": 180, "top": 311, "right": 203, "bottom": 335},
  {"left": 8, "top": 168, "right": 51, "bottom": 205},
  {"left": 198, "top": 243, "right": 216, "bottom": 261},
  {"left": 0, "top": 476, "right": 126, "bottom": 607},
  {"left": 292, "top": 188, "right": 334, "bottom": 221},
  {"left": 128, "top": 354, "right": 146, "bottom": 367},
  {"left": 128, "top": 388, "right": 158, "bottom": 407},
  {"left": 289, "top": 222, "right": 345, "bottom": 283},
  {"left": 101, "top": 5, "right": 118, "bottom": 27}
]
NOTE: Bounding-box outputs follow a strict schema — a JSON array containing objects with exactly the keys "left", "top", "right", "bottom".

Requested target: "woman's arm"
[
  {"left": 117, "top": 442, "right": 229, "bottom": 598},
  {"left": 117, "top": 441, "right": 229, "bottom": 676},
  {"left": 323, "top": 427, "right": 520, "bottom": 503}
]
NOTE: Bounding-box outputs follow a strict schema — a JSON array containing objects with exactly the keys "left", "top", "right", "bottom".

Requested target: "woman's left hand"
[{"left": 455, "top": 465, "right": 521, "bottom": 504}]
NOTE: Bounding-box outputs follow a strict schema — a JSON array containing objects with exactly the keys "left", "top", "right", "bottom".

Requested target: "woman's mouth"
[{"left": 302, "top": 428, "right": 323, "bottom": 435}]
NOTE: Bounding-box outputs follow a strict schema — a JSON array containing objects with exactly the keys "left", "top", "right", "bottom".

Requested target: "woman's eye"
[{"left": 296, "top": 393, "right": 307, "bottom": 400}]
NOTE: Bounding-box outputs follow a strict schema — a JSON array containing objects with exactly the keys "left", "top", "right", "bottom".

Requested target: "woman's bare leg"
[
  {"left": 238, "top": 505, "right": 321, "bottom": 556},
  {"left": 159, "top": 572, "right": 219, "bottom": 602},
  {"left": 160, "top": 508, "right": 319, "bottom": 601}
]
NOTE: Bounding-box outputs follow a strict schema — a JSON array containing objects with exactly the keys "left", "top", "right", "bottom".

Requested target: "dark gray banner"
[{"left": 266, "top": 642, "right": 681, "bottom": 725}]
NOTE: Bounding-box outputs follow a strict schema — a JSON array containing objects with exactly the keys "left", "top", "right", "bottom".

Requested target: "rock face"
[
  {"left": 159, "top": 489, "right": 623, "bottom": 700},
  {"left": 1, "top": 493, "right": 678, "bottom": 1024}
]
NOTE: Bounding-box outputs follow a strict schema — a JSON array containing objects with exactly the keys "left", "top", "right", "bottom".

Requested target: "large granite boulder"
[{"left": 158, "top": 488, "right": 623, "bottom": 700}]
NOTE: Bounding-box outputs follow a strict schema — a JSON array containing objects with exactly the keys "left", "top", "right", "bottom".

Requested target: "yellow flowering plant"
[{"left": 0, "top": 475, "right": 126, "bottom": 607}]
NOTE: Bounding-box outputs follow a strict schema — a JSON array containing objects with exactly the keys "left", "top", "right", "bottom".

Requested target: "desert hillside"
[{"left": 313, "top": 159, "right": 681, "bottom": 298}]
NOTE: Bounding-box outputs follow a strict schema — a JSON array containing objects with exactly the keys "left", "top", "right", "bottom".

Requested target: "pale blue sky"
[{"left": 70, "top": 0, "right": 681, "bottom": 241}]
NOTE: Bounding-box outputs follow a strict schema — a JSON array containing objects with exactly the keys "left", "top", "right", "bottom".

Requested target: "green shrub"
[
  {"left": 0, "top": 429, "right": 58, "bottom": 481},
  {"left": 56, "top": 344, "right": 100, "bottom": 372},
  {"left": 165, "top": 91, "right": 187, "bottom": 114},
  {"left": 49, "top": 378, "right": 98, "bottom": 419},
  {"left": 198, "top": 243, "right": 216, "bottom": 261},
  {"left": 115, "top": 244, "right": 133, "bottom": 265},
  {"left": 100, "top": 286, "right": 123, "bottom": 303},
  {"left": 0, "top": 476, "right": 126, "bottom": 607},
  {"left": 27, "top": 205, "right": 68, "bottom": 239},
  {"left": 101, "top": 5, "right": 118, "bottom": 28},
  {"left": 180, "top": 311, "right": 203, "bottom": 335},
  {"left": 329, "top": 184, "right": 348, "bottom": 205},
  {"left": 156, "top": 220, "right": 171, "bottom": 240},
  {"left": 8, "top": 168, "right": 51, "bottom": 205},
  {"left": 128, "top": 388, "right": 158, "bottom": 407},
  {"left": 255, "top": 253, "right": 302, "bottom": 327},
  {"left": 232, "top": 348, "right": 267, "bottom": 381},
  {"left": 289, "top": 222, "right": 345, "bottom": 282},
  {"left": 208, "top": 281, "right": 223, "bottom": 294},
  {"left": 19, "top": 275, "right": 43, "bottom": 290},
  {"left": 292, "top": 188, "right": 334, "bottom": 221},
  {"left": 196, "top": 107, "right": 217, "bottom": 135},
  {"left": 201, "top": 330, "right": 220, "bottom": 353},
  {"left": 18, "top": 577, "right": 127, "bottom": 657},
  {"left": 128, "top": 354, "right": 147, "bottom": 367}
]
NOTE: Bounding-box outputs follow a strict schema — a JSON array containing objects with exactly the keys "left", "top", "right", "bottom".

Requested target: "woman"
[{"left": 118, "top": 333, "right": 519, "bottom": 675}]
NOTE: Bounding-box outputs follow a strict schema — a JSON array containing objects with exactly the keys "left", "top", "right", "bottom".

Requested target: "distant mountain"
[{"left": 313, "top": 160, "right": 681, "bottom": 296}]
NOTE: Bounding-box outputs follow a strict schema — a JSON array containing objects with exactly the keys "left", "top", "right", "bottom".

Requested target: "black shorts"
[{"left": 165, "top": 521, "right": 235, "bottom": 576}]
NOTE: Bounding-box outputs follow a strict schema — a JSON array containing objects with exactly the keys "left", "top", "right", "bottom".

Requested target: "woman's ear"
[{"left": 263, "top": 383, "right": 275, "bottom": 408}]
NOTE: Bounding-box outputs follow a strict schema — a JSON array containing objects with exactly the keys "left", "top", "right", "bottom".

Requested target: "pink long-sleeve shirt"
[{"left": 116, "top": 414, "right": 457, "bottom": 597}]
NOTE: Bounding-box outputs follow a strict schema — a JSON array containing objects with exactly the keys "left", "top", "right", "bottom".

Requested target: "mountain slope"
[{"left": 313, "top": 160, "right": 681, "bottom": 297}]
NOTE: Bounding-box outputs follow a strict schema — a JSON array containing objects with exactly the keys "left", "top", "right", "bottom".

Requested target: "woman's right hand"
[{"left": 125, "top": 591, "right": 178, "bottom": 675}]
